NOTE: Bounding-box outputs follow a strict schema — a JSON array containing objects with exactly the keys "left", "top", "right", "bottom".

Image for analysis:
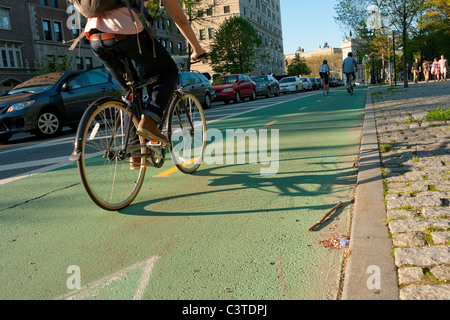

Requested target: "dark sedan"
[
  {"left": 250, "top": 75, "right": 280, "bottom": 98},
  {"left": 0, "top": 67, "right": 121, "bottom": 143},
  {"left": 177, "top": 70, "right": 216, "bottom": 109}
]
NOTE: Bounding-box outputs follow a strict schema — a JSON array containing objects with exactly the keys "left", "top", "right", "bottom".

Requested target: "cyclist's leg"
[
  {"left": 123, "top": 31, "right": 178, "bottom": 124},
  {"left": 90, "top": 38, "right": 132, "bottom": 91}
]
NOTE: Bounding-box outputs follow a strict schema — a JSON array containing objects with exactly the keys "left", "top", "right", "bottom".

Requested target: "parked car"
[
  {"left": 329, "top": 77, "right": 338, "bottom": 87},
  {"left": 314, "top": 78, "right": 323, "bottom": 89},
  {"left": 250, "top": 75, "right": 280, "bottom": 98},
  {"left": 177, "top": 70, "right": 215, "bottom": 109},
  {"left": 310, "top": 78, "right": 320, "bottom": 90},
  {"left": 300, "top": 77, "right": 313, "bottom": 91},
  {"left": 212, "top": 74, "right": 257, "bottom": 104},
  {"left": 279, "top": 76, "right": 303, "bottom": 94},
  {"left": 0, "top": 67, "right": 122, "bottom": 143}
]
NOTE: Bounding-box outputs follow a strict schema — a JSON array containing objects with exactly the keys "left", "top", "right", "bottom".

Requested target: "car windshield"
[
  {"left": 8, "top": 72, "right": 64, "bottom": 95},
  {"left": 300, "top": 78, "right": 308, "bottom": 81},
  {"left": 280, "top": 77, "right": 295, "bottom": 83},
  {"left": 250, "top": 76, "right": 268, "bottom": 82},
  {"left": 213, "top": 75, "right": 238, "bottom": 85}
]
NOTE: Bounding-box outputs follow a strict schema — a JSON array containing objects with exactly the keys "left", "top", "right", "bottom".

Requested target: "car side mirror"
[{"left": 62, "top": 83, "right": 70, "bottom": 91}]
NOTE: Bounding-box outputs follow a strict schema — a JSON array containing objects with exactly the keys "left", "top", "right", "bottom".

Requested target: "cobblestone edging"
[{"left": 370, "top": 82, "right": 450, "bottom": 300}]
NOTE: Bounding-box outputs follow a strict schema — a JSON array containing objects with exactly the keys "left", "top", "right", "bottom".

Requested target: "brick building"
[{"left": 0, "top": 1, "right": 187, "bottom": 94}]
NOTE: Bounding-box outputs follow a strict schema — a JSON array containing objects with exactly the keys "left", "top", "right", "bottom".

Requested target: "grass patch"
[
  {"left": 424, "top": 108, "right": 450, "bottom": 123},
  {"left": 379, "top": 144, "right": 393, "bottom": 152}
]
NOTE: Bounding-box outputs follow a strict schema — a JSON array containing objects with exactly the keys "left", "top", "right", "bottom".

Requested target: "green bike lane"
[{"left": 0, "top": 87, "right": 367, "bottom": 300}]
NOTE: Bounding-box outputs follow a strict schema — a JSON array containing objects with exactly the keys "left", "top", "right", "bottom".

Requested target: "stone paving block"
[
  {"left": 423, "top": 207, "right": 450, "bottom": 218},
  {"left": 387, "top": 196, "right": 443, "bottom": 210},
  {"left": 431, "top": 231, "right": 450, "bottom": 244},
  {"left": 387, "top": 209, "right": 420, "bottom": 220},
  {"left": 392, "top": 232, "right": 427, "bottom": 247},
  {"left": 398, "top": 267, "right": 424, "bottom": 285},
  {"left": 395, "top": 246, "right": 450, "bottom": 267},
  {"left": 389, "top": 219, "right": 450, "bottom": 234},
  {"left": 399, "top": 285, "right": 450, "bottom": 300},
  {"left": 430, "top": 266, "right": 450, "bottom": 281}
]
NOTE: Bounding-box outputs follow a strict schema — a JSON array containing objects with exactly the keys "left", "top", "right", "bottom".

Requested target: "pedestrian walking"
[
  {"left": 432, "top": 58, "right": 440, "bottom": 82},
  {"left": 422, "top": 60, "right": 430, "bottom": 82},
  {"left": 439, "top": 55, "right": 448, "bottom": 81},
  {"left": 411, "top": 58, "right": 421, "bottom": 83}
]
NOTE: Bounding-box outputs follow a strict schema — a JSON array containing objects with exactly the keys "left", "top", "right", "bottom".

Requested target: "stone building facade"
[{"left": 188, "top": 0, "right": 285, "bottom": 77}]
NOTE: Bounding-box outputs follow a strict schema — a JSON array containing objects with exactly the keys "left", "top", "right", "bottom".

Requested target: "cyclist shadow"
[{"left": 120, "top": 160, "right": 357, "bottom": 221}]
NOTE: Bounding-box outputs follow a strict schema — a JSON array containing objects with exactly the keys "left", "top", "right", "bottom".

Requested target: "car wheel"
[
  {"left": 36, "top": 109, "right": 63, "bottom": 137},
  {"left": 250, "top": 90, "right": 256, "bottom": 101},
  {"left": 266, "top": 88, "right": 271, "bottom": 98},
  {"left": 0, "top": 133, "right": 12, "bottom": 144},
  {"left": 275, "top": 87, "right": 280, "bottom": 97},
  {"left": 203, "top": 93, "right": 211, "bottom": 109},
  {"left": 234, "top": 91, "right": 241, "bottom": 103}
]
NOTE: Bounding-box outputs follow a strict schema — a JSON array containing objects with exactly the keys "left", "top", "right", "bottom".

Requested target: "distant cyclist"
[
  {"left": 319, "top": 60, "right": 330, "bottom": 95},
  {"left": 342, "top": 52, "right": 358, "bottom": 93}
]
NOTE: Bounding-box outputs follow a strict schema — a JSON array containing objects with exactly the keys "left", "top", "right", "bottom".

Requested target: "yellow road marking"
[
  {"left": 266, "top": 120, "right": 278, "bottom": 126},
  {"left": 299, "top": 107, "right": 307, "bottom": 110},
  {"left": 156, "top": 157, "right": 198, "bottom": 177}
]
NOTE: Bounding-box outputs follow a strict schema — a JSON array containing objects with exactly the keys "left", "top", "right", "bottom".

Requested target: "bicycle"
[
  {"left": 70, "top": 55, "right": 207, "bottom": 211},
  {"left": 345, "top": 72, "right": 355, "bottom": 96}
]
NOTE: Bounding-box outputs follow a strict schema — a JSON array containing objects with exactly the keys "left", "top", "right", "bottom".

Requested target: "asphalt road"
[{"left": 0, "top": 86, "right": 367, "bottom": 301}]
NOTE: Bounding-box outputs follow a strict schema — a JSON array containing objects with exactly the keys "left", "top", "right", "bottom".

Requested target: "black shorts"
[{"left": 319, "top": 72, "right": 329, "bottom": 84}]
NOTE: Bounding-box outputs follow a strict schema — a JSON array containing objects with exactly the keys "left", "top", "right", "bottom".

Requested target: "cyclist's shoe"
[{"left": 136, "top": 115, "right": 169, "bottom": 144}]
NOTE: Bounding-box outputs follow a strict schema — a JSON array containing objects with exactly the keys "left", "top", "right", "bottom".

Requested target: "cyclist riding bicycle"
[
  {"left": 319, "top": 59, "right": 330, "bottom": 95},
  {"left": 84, "top": 0, "right": 206, "bottom": 146},
  {"left": 342, "top": 52, "right": 358, "bottom": 93}
]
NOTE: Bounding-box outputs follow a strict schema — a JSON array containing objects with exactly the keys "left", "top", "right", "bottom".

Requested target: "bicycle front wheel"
[
  {"left": 78, "top": 99, "right": 147, "bottom": 211},
  {"left": 167, "top": 93, "right": 207, "bottom": 174}
]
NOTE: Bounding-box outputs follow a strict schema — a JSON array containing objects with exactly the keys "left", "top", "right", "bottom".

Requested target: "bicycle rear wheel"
[
  {"left": 167, "top": 93, "right": 207, "bottom": 174},
  {"left": 78, "top": 99, "right": 147, "bottom": 211}
]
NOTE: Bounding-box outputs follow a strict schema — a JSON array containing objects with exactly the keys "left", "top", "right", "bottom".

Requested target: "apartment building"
[
  {"left": 189, "top": 0, "right": 285, "bottom": 77},
  {"left": 0, "top": 1, "right": 187, "bottom": 94}
]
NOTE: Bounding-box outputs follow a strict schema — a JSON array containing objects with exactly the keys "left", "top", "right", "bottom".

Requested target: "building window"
[
  {"left": 199, "top": 29, "right": 206, "bottom": 40},
  {"left": 54, "top": 21, "right": 63, "bottom": 42},
  {"left": 43, "top": 20, "right": 52, "bottom": 40},
  {"left": 208, "top": 28, "right": 214, "bottom": 40},
  {"left": 0, "top": 8, "right": 11, "bottom": 30},
  {"left": 76, "top": 57, "right": 83, "bottom": 70},
  {"left": 224, "top": 6, "right": 230, "bottom": 14},
  {"left": 85, "top": 57, "right": 92, "bottom": 69},
  {"left": 0, "top": 43, "right": 23, "bottom": 68}
]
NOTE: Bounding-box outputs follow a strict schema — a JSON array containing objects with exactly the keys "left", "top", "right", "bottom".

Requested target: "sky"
[{"left": 280, "top": 0, "right": 346, "bottom": 54}]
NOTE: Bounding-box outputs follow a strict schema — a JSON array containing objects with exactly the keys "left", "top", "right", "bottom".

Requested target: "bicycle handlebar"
[{"left": 171, "top": 53, "right": 208, "bottom": 65}]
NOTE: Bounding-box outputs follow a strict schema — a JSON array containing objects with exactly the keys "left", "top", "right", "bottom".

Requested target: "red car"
[{"left": 212, "top": 74, "right": 257, "bottom": 104}]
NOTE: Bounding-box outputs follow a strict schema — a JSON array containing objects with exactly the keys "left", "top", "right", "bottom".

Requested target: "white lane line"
[{"left": 55, "top": 256, "right": 161, "bottom": 300}]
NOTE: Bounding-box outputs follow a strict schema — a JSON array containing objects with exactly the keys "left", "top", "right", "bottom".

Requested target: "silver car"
[{"left": 279, "top": 76, "right": 303, "bottom": 94}]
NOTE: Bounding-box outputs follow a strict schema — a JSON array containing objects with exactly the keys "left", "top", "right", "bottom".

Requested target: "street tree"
[
  {"left": 286, "top": 56, "right": 311, "bottom": 77},
  {"left": 209, "top": 16, "right": 262, "bottom": 75}
]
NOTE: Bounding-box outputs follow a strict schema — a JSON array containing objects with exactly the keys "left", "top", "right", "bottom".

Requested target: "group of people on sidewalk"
[{"left": 411, "top": 55, "right": 449, "bottom": 83}]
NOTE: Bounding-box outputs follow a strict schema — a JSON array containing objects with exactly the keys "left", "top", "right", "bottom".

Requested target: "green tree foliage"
[
  {"left": 286, "top": 56, "right": 311, "bottom": 77},
  {"left": 209, "top": 16, "right": 262, "bottom": 74},
  {"left": 35, "top": 50, "right": 74, "bottom": 75}
]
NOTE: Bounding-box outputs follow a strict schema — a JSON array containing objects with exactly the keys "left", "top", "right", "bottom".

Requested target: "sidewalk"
[{"left": 345, "top": 81, "right": 450, "bottom": 300}]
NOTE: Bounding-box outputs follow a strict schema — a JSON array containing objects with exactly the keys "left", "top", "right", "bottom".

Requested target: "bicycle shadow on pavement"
[{"left": 120, "top": 159, "right": 357, "bottom": 221}]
